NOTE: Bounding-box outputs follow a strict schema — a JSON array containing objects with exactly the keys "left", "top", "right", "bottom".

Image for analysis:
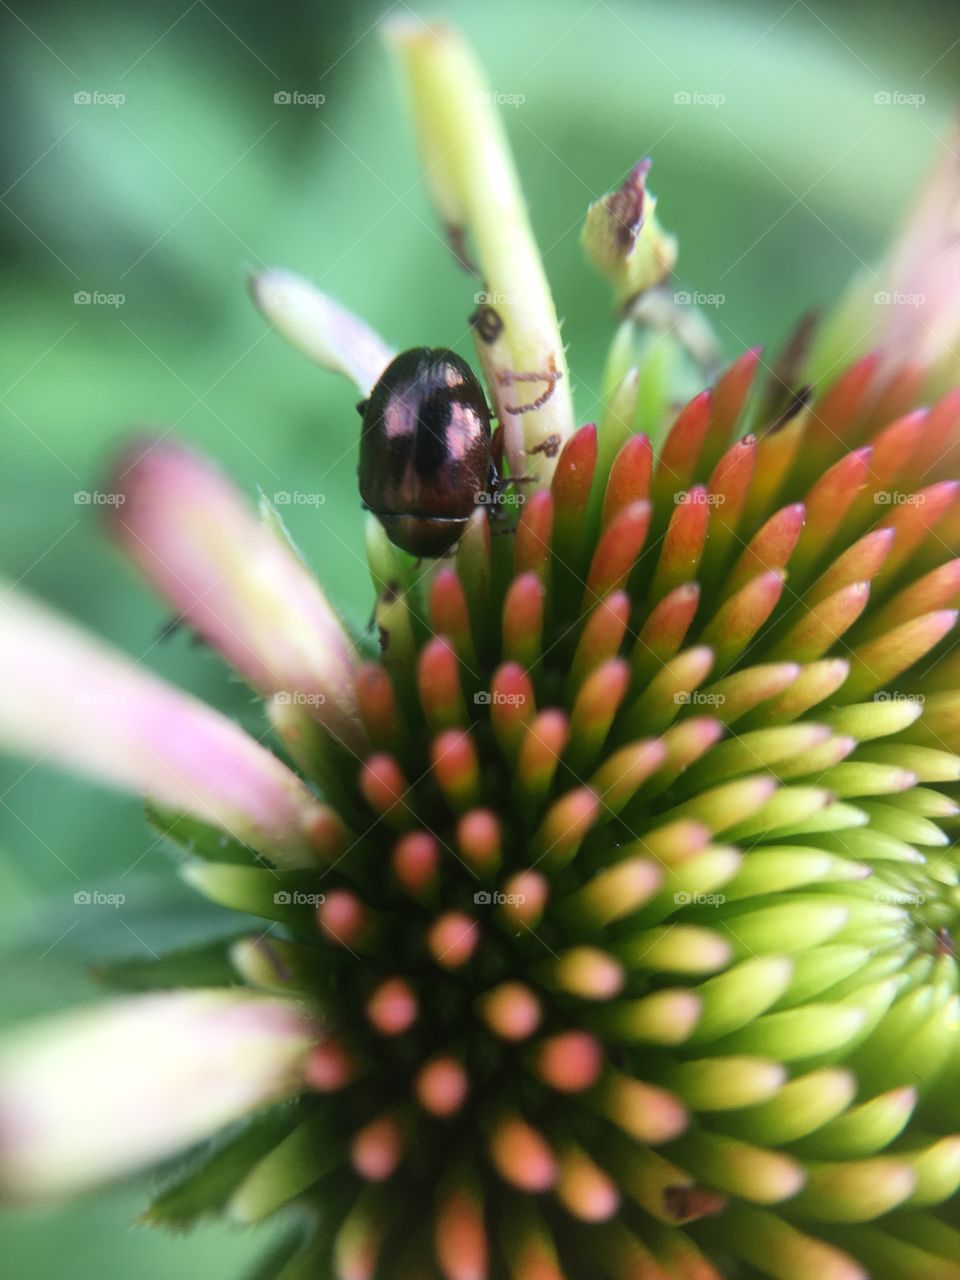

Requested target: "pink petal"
[
  {"left": 0, "top": 991, "right": 316, "bottom": 1200},
  {"left": 0, "top": 586, "right": 329, "bottom": 867},
  {"left": 106, "top": 438, "right": 364, "bottom": 754}
]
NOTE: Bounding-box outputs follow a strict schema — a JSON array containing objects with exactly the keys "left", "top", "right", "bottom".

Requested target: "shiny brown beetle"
[{"left": 357, "top": 347, "right": 500, "bottom": 557}]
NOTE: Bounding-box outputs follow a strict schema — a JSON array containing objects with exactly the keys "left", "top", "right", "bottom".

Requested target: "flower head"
[{"left": 4, "top": 20, "right": 960, "bottom": 1280}]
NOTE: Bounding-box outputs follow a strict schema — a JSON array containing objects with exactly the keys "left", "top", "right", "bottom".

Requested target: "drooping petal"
[
  {"left": 0, "top": 586, "right": 329, "bottom": 866},
  {"left": 107, "top": 439, "right": 364, "bottom": 754},
  {"left": 0, "top": 991, "right": 317, "bottom": 1201}
]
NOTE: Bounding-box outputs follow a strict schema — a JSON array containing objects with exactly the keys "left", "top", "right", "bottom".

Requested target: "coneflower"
[{"left": 2, "top": 19, "right": 960, "bottom": 1280}]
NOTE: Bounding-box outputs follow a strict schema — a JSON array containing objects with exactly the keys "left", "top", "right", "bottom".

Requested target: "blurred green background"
[{"left": 0, "top": 0, "right": 958, "bottom": 1273}]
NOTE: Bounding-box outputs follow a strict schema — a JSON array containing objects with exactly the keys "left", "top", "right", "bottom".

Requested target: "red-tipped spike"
[
  {"left": 767, "top": 582, "right": 871, "bottom": 662},
  {"left": 532, "top": 1031, "right": 604, "bottom": 1092},
  {"left": 477, "top": 982, "right": 542, "bottom": 1041},
  {"left": 532, "top": 787, "right": 601, "bottom": 865},
  {"left": 392, "top": 830, "right": 440, "bottom": 899},
  {"left": 418, "top": 638, "right": 467, "bottom": 733},
  {"left": 502, "top": 573, "right": 545, "bottom": 669},
  {"left": 698, "top": 436, "right": 756, "bottom": 581},
  {"left": 700, "top": 570, "right": 785, "bottom": 672},
  {"left": 415, "top": 1057, "right": 470, "bottom": 1118},
  {"left": 351, "top": 1112, "right": 405, "bottom": 1181},
  {"left": 436, "top": 1176, "right": 488, "bottom": 1280},
  {"left": 500, "top": 870, "right": 548, "bottom": 927},
  {"left": 367, "top": 978, "right": 418, "bottom": 1036},
  {"left": 653, "top": 389, "right": 713, "bottom": 501},
  {"left": 488, "top": 1116, "right": 557, "bottom": 1192},
  {"left": 456, "top": 809, "right": 503, "bottom": 876},
  {"left": 567, "top": 658, "right": 630, "bottom": 772},
  {"left": 569, "top": 592, "right": 631, "bottom": 695},
  {"left": 583, "top": 501, "right": 651, "bottom": 608},
  {"left": 429, "top": 569, "right": 478, "bottom": 668},
  {"left": 704, "top": 347, "right": 762, "bottom": 469},
  {"left": 304, "top": 1038, "right": 357, "bottom": 1092},
  {"left": 515, "top": 710, "right": 569, "bottom": 812},
  {"left": 601, "top": 433, "right": 653, "bottom": 529},
  {"left": 546, "top": 947, "right": 625, "bottom": 999},
  {"left": 722, "top": 503, "right": 806, "bottom": 601},
  {"left": 489, "top": 663, "right": 536, "bottom": 760},
  {"left": 806, "top": 527, "right": 895, "bottom": 606},
  {"left": 790, "top": 447, "right": 874, "bottom": 581},
  {"left": 632, "top": 583, "right": 701, "bottom": 684},
  {"left": 431, "top": 729, "right": 481, "bottom": 811},
  {"left": 317, "top": 890, "right": 371, "bottom": 950},
  {"left": 360, "top": 753, "right": 414, "bottom": 828},
  {"left": 556, "top": 1147, "right": 621, "bottom": 1223},
  {"left": 355, "top": 663, "right": 403, "bottom": 752},
  {"left": 513, "top": 489, "right": 554, "bottom": 581},
  {"left": 552, "top": 425, "right": 598, "bottom": 569},
  {"left": 428, "top": 911, "right": 481, "bottom": 969},
  {"left": 648, "top": 487, "right": 710, "bottom": 603}
]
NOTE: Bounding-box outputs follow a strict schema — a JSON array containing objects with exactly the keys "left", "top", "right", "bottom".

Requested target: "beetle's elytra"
[{"left": 358, "top": 347, "right": 499, "bottom": 558}]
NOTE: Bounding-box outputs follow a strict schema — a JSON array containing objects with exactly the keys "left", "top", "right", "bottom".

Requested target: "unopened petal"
[
  {"left": 107, "top": 439, "right": 364, "bottom": 754},
  {"left": 0, "top": 990, "right": 316, "bottom": 1201},
  {"left": 0, "top": 586, "right": 328, "bottom": 867},
  {"left": 250, "top": 268, "right": 395, "bottom": 396}
]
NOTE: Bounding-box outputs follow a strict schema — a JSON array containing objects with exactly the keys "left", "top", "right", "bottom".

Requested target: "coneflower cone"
[{"left": 130, "top": 358, "right": 960, "bottom": 1280}]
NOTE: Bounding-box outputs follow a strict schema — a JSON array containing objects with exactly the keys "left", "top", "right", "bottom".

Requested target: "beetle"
[{"left": 357, "top": 347, "right": 501, "bottom": 557}]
